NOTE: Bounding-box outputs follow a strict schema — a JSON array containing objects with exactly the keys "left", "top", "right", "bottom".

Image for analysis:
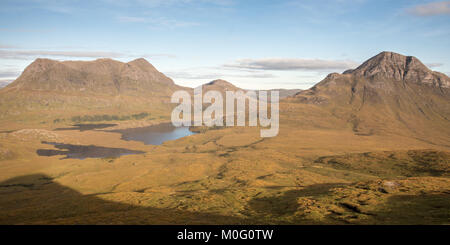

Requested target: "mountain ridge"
[
  {"left": 1, "top": 51, "right": 449, "bottom": 144},
  {"left": 2, "top": 57, "right": 179, "bottom": 95}
]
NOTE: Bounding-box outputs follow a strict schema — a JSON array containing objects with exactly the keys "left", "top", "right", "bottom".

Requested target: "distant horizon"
[
  {"left": 1, "top": 0, "right": 450, "bottom": 90},
  {"left": 1, "top": 50, "right": 447, "bottom": 91}
]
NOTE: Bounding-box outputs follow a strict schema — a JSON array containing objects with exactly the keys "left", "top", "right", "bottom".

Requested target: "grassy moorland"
[
  {"left": 0, "top": 53, "right": 449, "bottom": 224},
  {"left": 0, "top": 103, "right": 448, "bottom": 224}
]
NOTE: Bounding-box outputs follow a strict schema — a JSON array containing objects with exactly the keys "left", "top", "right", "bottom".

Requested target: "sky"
[{"left": 0, "top": 0, "right": 449, "bottom": 90}]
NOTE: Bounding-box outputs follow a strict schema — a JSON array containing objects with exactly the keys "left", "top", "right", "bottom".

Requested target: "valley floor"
[{"left": 0, "top": 117, "right": 449, "bottom": 224}]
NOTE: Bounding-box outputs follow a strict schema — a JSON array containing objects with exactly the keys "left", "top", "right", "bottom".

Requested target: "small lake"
[
  {"left": 38, "top": 123, "right": 196, "bottom": 159},
  {"left": 37, "top": 141, "right": 145, "bottom": 160},
  {"left": 112, "top": 123, "right": 196, "bottom": 145}
]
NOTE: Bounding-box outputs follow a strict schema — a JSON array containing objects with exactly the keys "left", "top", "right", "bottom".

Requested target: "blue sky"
[{"left": 0, "top": 0, "right": 449, "bottom": 89}]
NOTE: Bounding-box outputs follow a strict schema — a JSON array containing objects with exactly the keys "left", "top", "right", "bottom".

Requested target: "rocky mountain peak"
[
  {"left": 127, "top": 58, "right": 155, "bottom": 70},
  {"left": 207, "top": 79, "right": 232, "bottom": 86},
  {"left": 344, "top": 51, "right": 449, "bottom": 88},
  {"left": 200, "top": 79, "right": 241, "bottom": 93}
]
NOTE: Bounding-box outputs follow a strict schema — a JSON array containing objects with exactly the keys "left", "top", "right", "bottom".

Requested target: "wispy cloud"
[
  {"left": 0, "top": 48, "right": 176, "bottom": 60},
  {"left": 117, "top": 16, "right": 147, "bottom": 23},
  {"left": 0, "top": 49, "right": 124, "bottom": 60},
  {"left": 0, "top": 70, "right": 21, "bottom": 78},
  {"left": 117, "top": 15, "right": 200, "bottom": 28},
  {"left": 407, "top": 1, "right": 450, "bottom": 17},
  {"left": 165, "top": 71, "right": 276, "bottom": 80},
  {"left": 224, "top": 58, "right": 358, "bottom": 71},
  {"left": 426, "top": 62, "right": 444, "bottom": 68},
  {"left": 0, "top": 44, "right": 17, "bottom": 49},
  {"left": 25, "top": 0, "right": 79, "bottom": 14},
  {"left": 149, "top": 17, "right": 200, "bottom": 28},
  {"left": 105, "top": 0, "right": 233, "bottom": 8},
  {"left": 0, "top": 28, "right": 54, "bottom": 33},
  {"left": 141, "top": 53, "right": 177, "bottom": 59}
]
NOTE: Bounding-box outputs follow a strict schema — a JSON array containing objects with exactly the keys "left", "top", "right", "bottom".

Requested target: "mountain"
[
  {"left": 2, "top": 58, "right": 181, "bottom": 95},
  {"left": 201, "top": 79, "right": 240, "bottom": 92},
  {"left": 263, "top": 88, "right": 302, "bottom": 99},
  {"left": 287, "top": 51, "right": 450, "bottom": 146},
  {"left": 0, "top": 58, "right": 186, "bottom": 122},
  {"left": 1, "top": 52, "right": 449, "bottom": 144},
  {"left": 343, "top": 51, "right": 449, "bottom": 88},
  {"left": 201, "top": 79, "right": 302, "bottom": 99}
]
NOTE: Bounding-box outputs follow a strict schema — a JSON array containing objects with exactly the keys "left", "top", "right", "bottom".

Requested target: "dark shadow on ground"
[
  {"left": 370, "top": 193, "right": 450, "bottom": 225},
  {"left": 36, "top": 141, "right": 145, "bottom": 159},
  {"left": 245, "top": 182, "right": 450, "bottom": 224},
  {"left": 0, "top": 130, "right": 15, "bottom": 133},
  {"left": 246, "top": 183, "right": 347, "bottom": 217},
  {"left": 54, "top": 124, "right": 117, "bottom": 132},
  {"left": 0, "top": 174, "right": 249, "bottom": 224}
]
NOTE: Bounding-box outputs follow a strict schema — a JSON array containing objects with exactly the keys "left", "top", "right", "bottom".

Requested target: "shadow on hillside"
[
  {"left": 54, "top": 124, "right": 117, "bottom": 132},
  {"left": 246, "top": 182, "right": 450, "bottom": 224},
  {"left": 247, "top": 183, "right": 347, "bottom": 217},
  {"left": 36, "top": 141, "right": 145, "bottom": 159},
  {"left": 0, "top": 174, "right": 249, "bottom": 225},
  {"left": 372, "top": 193, "right": 450, "bottom": 225}
]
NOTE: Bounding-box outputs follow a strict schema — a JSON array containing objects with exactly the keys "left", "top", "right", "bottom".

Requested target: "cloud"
[
  {"left": 426, "top": 62, "right": 444, "bottom": 68},
  {"left": 149, "top": 18, "right": 200, "bottom": 28},
  {"left": 141, "top": 53, "right": 177, "bottom": 59},
  {"left": 117, "top": 15, "right": 200, "bottom": 28},
  {"left": 407, "top": 1, "right": 450, "bottom": 16},
  {"left": 0, "top": 70, "right": 21, "bottom": 78},
  {"left": 117, "top": 16, "right": 147, "bottom": 23},
  {"left": 165, "top": 71, "right": 276, "bottom": 80},
  {"left": 0, "top": 50, "right": 124, "bottom": 60},
  {"left": 0, "top": 49, "right": 176, "bottom": 60},
  {"left": 106, "top": 0, "right": 233, "bottom": 8},
  {"left": 0, "top": 44, "right": 17, "bottom": 49},
  {"left": 0, "top": 28, "right": 54, "bottom": 33},
  {"left": 224, "top": 58, "right": 358, "bottom": 71},
  {"left": 165, "top": 71, "right": 223, "bottom": 80}
]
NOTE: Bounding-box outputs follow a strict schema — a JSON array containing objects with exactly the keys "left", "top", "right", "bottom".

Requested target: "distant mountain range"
[
  {"left": 200, "top": 79, "right": 302, "bottom": 99},
  {"left": 0, "top": 51, "right": 449, "bottom": 145}
]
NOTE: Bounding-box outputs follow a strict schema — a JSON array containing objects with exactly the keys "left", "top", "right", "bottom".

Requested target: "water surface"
[{"left": 112, "top": 123, "right": 196, "bottom": 145}]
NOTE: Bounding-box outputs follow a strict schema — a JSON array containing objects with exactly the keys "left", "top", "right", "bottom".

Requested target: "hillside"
[
  {"left": 0, "top": 58, "right": 187, "bottom": 126},
  {"left": 285, "top": 51, "right": 450, "bottom": 147}
]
